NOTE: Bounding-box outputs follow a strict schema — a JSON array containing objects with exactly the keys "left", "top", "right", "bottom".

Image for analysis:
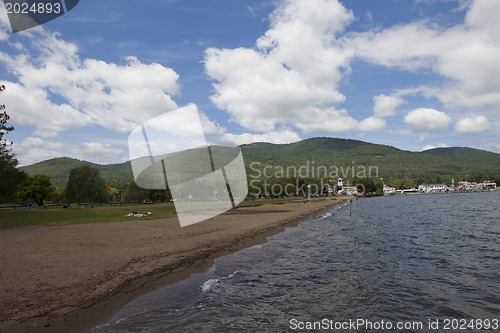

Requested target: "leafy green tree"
[
  {"left": 65, "top": 165, "right": 107, "bottom": 203},
  {"left": 1, "top": 166, "right": 28, "bottom": 202},
  {"left": 0, "top": 85, "right": 15, "bottom": 170},
  {"left": 352, "top": 177, "right": 377, "bottom": 194},
  {"left": 17, "top": 175, "right": 56, "bottom": 205},
  {"left": 126, "top": 181, "right": 171, "bottom": 202},
  {"left": 0, "top": 85, "right": 28, "bottom": 202},
  {"left": 126, "top": 181, "right": 151, "bottom": 202}
]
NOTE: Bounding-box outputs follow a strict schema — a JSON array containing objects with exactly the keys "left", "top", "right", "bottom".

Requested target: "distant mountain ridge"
[
  {"left": 21, "top": 157, "right": 134, "bottom": 188},
  {"left": 20, "top": 138, "right": 500, "bottom": 188}
]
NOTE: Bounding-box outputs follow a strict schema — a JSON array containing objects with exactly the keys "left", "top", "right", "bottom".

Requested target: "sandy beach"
[{"left": 0, "top": 198, "right": 349, "bottom": 332}]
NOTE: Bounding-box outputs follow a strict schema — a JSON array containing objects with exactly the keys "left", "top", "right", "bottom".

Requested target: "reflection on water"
[{"left": 93, "top": 192, "right": 500, "bottom": 332}]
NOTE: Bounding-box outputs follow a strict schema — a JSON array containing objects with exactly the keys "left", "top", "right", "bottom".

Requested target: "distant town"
[
  {"left": 383, "top": 180, "right": 498, "bottom": 195},
  {"left": 322, "top": 178, "right": 498, "bottom": 197}
]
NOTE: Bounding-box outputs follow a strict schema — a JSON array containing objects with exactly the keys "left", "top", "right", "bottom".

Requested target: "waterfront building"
[
  {"left": 418, "top": 184, "right": 448, "bottom": 193},
  {"left": 343, "top": 186, "right": 358, "bottom": 195},
  {"left": 383, "top": 185, "right": 396, "bottom": 195},
  {"left": 482, "top": 180, "right": 497, "bottom": 190},
  {"left": 398, "top": 188, "right": 419, "bottom": 194},
  {"left": 322, "top": 185, "right": 334, "bottom": 196},
  {"left": 458, "top": 181, "right": 482, "bottom": 191}
]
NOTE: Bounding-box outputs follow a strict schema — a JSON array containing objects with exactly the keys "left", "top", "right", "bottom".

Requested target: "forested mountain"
[
  {"left": 242, "top": 138, "right": 500, "bottom": 187},
  {"left": 21, "top": 157, "right": 134, "bottom": 188},
  {"left": 20, "top": 138, "right": 500, "bottom": 189}
]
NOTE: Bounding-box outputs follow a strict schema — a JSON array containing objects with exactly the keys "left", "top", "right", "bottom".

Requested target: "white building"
[
  {"left": 383, "top": 185, "right": 396, "bottom": 195},
  {"left": 418, "top": 184, "right": 448, "bottom": 193},
  {"left": 343, "top": 186, "right": 358, "bottom": 195},
  {"left": 483, "top": 181, "right": 497, "bottom": 190},
  {"left": 458, "top": 181, "right": 482, "bottom": 191}
]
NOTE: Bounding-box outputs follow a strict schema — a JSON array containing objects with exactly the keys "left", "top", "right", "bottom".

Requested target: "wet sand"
[{"left": 0, "top": 198, "right": 349, "bottom": 332}]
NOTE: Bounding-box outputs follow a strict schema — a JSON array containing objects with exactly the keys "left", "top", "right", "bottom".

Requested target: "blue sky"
[{"left": 1, "top": 0, "right": 499, "bottom": 165}]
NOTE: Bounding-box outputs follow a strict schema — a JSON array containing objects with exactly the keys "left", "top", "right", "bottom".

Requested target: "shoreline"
[{"left": 0, "top": 197, "right": 351, "bottom": 333}]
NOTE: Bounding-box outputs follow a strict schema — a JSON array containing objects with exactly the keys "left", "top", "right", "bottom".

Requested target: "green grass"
[
  {"left": 0, "top": 203, "right": 177, "bottom": 230},
  {"left": 0, "top": 197, "right": 332, "bottom": 230}
]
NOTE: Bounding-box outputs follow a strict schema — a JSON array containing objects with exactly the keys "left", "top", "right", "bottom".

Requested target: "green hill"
[
  {"left": 21, "top": 157, "right": 134, "bottom": 188},
  {"left": 242, "top": 138, "right": 500, "bottom": 187},
  {"left": 20, "top": 138, "right": 500, "bottom": 189}
]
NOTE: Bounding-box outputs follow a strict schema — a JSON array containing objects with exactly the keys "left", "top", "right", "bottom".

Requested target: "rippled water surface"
[{"left": 93, "top": 192, "right": 500, "bottom": 332}]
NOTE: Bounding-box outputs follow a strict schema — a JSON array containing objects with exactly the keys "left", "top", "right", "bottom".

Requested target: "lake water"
[{"left": 93, "top": 192, "right": 500, "bottom": 332}]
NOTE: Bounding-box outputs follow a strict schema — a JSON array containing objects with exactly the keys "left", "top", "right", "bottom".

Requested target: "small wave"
[
  {"left": 201, "top": 278, "right": 219, "bottom": 293},
  {"left": 227, "top": 271, "right": 239, "bottom": 279},
  {"left": 247, "top": 244, "right": 263, "bottom": 250}
]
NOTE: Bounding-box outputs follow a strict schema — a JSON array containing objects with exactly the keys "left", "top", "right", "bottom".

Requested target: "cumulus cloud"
[
  {"left": 359, "top": 116, "right": 386, "bottom": 132},
  {"left": 0, "top": 83, "right": 91, "bottom": 136},
  {"left": 0, "top": 17, "right": 225, "bottom": 164},
  {"left": 5, "top": 0, "right": 500, "bottom": 163},
  {"left": 293, "top": 107, "right": 358, "bottom": 133},
  {"left": 404, "top": 108, "right": 451, "bottom": 132},
  {"left": 204, "top": 0, "right": 356, "bottom": 134},
  {"left": 204, "top": 0, "right": 500, "bottom": 139},
  {"left": 15, "top": 137, "right": 65, "bottom": 165},
  {"left": 373, "top": 94, "right": 405, "bottom": 118},
  {"left": 0, "top": 10, "right": 10, "bottom": 41},
  {"left": 79, "top": 142, "right": 125, "bottom": 162},
  {"left": 0, "top": 23, "right": 183, "bottom": 136},
  {"left": 422, "top": 143, "right": 450, "bottom": 151},
  {"left": 347, "top": 0, "right": 500, "bottom": 109},
  {"left": 16, "top": 137, "right": 126, "bottom": 165},
  {"left": 221, "top": 130, "right": 301, "bottom": 146},
  {"left": 455, "top": 115, "right": 492, "bottom": 135}
]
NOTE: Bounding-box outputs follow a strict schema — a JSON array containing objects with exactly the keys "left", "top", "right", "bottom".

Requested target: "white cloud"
[
  {"left": 293, "top": 107, "right": 359, "bottom": 133},
  {"left": 198, "top": 111, "right": 226, "bottom": 136},
  {"left": 347, "top": 0, "right": 500, "bottom": 110},
  {"left": 221, "top": 130, "right": 301, "bottom": 146},
  {"left": 404, "top": 108, "right": 451, "bottom": 132},
  {"left": 455, "top": 115, "right": 491, "bottom": 135},
  {"left": 422, "top": 143, "right": 450, "bottom": 151},
  {"left": 359, "top": 116, "right": 386, "bottom": 132},
  {"left": 15, "top": 137, "right": 126, "bottom": 165},
  {"left": 0, "top": 10, "right": 10, "bottom": 41},
  {"left": 373, "top": 94, "right": 405, "bottom": 118},
  {"left": 0, "top": 83, "right": 91, "bottom": 135},
  {"left": 0, "top": 27, "right": 181, "bottom": 136},
  {"left": 15, "top": 137, "right": 64, "bottom": 165},
  {"left": 5, "top": 0, "right": 500, "bottom": 163},
  {"left": 204, "top": 0, "right": 356, "bottom": 134}
]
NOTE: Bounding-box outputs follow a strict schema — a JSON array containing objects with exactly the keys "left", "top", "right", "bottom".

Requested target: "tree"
[
  {"left": 352, "top": 177, "right": 377, "bottom": 194},
  {"left": 0, "top": 85, "right": 15, "bottom": 170},
  {"left": 1, "top": 167, "right": 28, "bottom": 202},
  {"left": 126, "top": 181, "right": 171, "bottom": 202},
  {"left": 0, "top": 84, "right": 28, "bottom": 202},
  {"left": 17, "top": 175, "right": 56, "bottom": 205},
  {"left": 126, "top": 180, "right": 151, "bottom": 202},
  {"left": 64, "top": 165, "right": 107, "bottom": 203}
]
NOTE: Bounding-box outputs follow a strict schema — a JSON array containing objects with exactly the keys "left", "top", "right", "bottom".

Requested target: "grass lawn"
[
  {"left": 0, "top": 203, "right": 177, "bottom": 230},
  {"left": 0, "top": 197, "right": 332, "bottom": 230}
]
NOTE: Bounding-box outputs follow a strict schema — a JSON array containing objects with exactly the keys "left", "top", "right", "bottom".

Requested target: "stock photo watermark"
[
  {"left": 289, "top": 317, "right": 500, "bottom": 331},
  {"left": 128, "top": 105, "right": 380, "bottom": 226},
  {"left": 3, "top": 0, "right": 79, "bottom": 33},
  {"left": 128, "top": 105, "right": 248, "bottom": 227},
  {"left": 247, "top": 161, "right": 379, "bottom": 198}
]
